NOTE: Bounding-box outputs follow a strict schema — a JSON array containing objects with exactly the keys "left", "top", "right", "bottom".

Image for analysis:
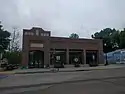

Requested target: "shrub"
[{"left": 3, "top": 51, "right": 21, "bottom": 65}]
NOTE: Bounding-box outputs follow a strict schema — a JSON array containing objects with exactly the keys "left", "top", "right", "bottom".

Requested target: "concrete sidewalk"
[{"left": 0, "top": 64, "right": 125, "bottom": 75}]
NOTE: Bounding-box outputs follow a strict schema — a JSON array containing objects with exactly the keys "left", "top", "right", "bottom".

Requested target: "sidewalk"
[
  {"left": 10, "top": 64, "right": 125, "bottom": 74},
  {"left": 0, "top": 64, "right": 125, "bottom": 74}
]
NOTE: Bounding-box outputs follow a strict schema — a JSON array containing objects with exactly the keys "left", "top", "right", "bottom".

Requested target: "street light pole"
[
  {"left": 104, "top": 43, "right": 108, "bottom": 65},
  {"left": 105, "top": 53, "right": 108, "bottom": 65},
  {"left": 0, "top": 45, "right": 3, "bottom": 60},
  {"left": 51, "top": 48, "right": 55, "bottom": 65}
]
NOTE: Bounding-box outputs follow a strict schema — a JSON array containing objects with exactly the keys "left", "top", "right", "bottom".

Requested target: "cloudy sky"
[{"left": 0, "top": 0, "right": 125, "bottom": 38}]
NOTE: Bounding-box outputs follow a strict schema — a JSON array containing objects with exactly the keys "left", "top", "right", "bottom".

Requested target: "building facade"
[
  {"left": 106, "top": 49, "right": 125, "bottom": 64},
  {"left": 22, "top": 27, "right": 104, "bottom": 68}
]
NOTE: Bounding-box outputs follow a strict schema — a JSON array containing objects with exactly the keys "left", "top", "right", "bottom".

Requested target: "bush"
[{"left": 3, "top": 51, "right": 21, "bottom": 65}]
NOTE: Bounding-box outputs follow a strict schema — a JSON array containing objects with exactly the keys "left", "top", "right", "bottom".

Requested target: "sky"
[{"left": 0, "top": 0, "right": 125, "bottom": 38}]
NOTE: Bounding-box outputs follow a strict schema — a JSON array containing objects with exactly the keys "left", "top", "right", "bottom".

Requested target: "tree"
[
  {"left": 0, "top": 22, "right": 11, "bottom": 59},
  {"left": 10, "top": 27, "right": 21, "bottom": 52},
  {"left": 92, "top": 28, "right": 120, "bottom": 53},
  {"left": 119, "top": 28, "right": 125, "bottom": 49},
  {"left": 69, "top": 33, "right": 79, "bottom": 39},
  {"left": 5, "top": 27, "right": 21, "bottom": 64},
  {"left": 111, "top": 29, "right": 120, "bottom": 49}
]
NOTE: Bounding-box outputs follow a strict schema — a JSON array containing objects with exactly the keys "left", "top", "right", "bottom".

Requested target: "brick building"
[{"left": 22, "top": 27, "right": 104, "bottom": 68}]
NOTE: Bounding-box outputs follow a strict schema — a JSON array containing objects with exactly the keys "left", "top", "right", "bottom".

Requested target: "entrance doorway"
[
  {"left": 29, "top": 50, "right": 44, "bottom": 68},
  {"left": 69, "top": 50, "right": 83, "bottom": 64},
  {"left": 50, "top": 49, "right": 66, "bottom": 65},
  {"left": 86, "top": 50, "right": 98, "bottom": 66}
]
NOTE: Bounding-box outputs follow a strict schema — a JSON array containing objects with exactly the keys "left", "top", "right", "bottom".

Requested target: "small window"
[
  {"left": 31, "top": 33, "right": 34, "bottom": 36},
  {"left": 56, "top": 56, "right": 60, "bottom": 60},
  {"left": 43, "top": 33, "right": 46, "bottom": 36},
  {"left": 24, "top": 32, "right": 28, "bottom": 35},
  {"left": 46, "top": 33, "right": 49, "bottom": 36},
  {"left": 36, "top": 30, "right": 39, "bottom": 36},
  {"left": 41, "top": 33, "right": 43, "bottom": 36},
  {"left": 28, "top": 32, "right": 31, "bottom": 35}
]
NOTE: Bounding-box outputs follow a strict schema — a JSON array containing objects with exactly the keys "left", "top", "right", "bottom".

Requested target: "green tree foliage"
[
  {"left": 119, "top": 28, "right": 125, "bottom": 49},
  {"left": 92, "top": 28, "right": 120, "bottom": 53},
  {"left": 69, "top": 33, "right": 79, "bottom": 39},
  {"left": 3, "top": 51, "right": 21, "bottom": 64},
  {"left": 0, "top": 22, "right": 11, "bottom": 52},
  {"left": 0, "top": 22, "right": 21, "bottom": 65}
]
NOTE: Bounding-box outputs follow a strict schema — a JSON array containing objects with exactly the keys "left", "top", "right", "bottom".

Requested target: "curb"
[
  {"left": 14, "top": 71, "right": 50, "bottom": 74},
  {"left": 14, "top": 67, "right": 124, "bottom": 74},
  {"left": 15, "top": 69, "right": 91, "bottom": 74},
  {"left": 0, "top": 67, "right": 124, "bottom": 75},
  {"left": 0, "top": 71, "right": 15, "bottom": 75},
  {"left": 0, "top": 69, "right": 90, "bottom": 75},
  {"left": 1, "top": 76, "right": 125, "bottom": 90}
]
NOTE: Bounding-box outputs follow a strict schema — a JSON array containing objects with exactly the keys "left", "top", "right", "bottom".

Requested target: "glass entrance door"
[
  {"left": 29, "top": 50, "right": 44, "bottom": 68},
  {"left": 86, "top": 50, "right": 98, "bottom": 66},
  {"left": 69, "top": 52, "right": 82, "bottom": 64}
]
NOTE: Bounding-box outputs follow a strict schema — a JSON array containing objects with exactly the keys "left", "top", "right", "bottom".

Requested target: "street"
[
  {"left": 1, "top": 68, "right": 125, "bottom": 94},
  {"left": 19, "top": 77, "right": 125, "bottom": 94}
]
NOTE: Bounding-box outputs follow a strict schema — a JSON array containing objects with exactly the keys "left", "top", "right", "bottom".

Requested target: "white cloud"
[{"left": 0, "top": 0, "right": 125, "bottom": 38}]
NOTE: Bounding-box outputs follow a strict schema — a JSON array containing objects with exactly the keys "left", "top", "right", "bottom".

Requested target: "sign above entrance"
[{"left": 30, "top": 43, "right": 44, "bottom": 48}]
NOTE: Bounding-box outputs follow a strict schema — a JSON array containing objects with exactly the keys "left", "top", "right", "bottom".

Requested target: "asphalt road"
[
  {"left": 17, "top": 77, "right": 125, "bottom": 94},
  {"left": 1, "top": 68, "right": 125, "bottom": 94}
]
